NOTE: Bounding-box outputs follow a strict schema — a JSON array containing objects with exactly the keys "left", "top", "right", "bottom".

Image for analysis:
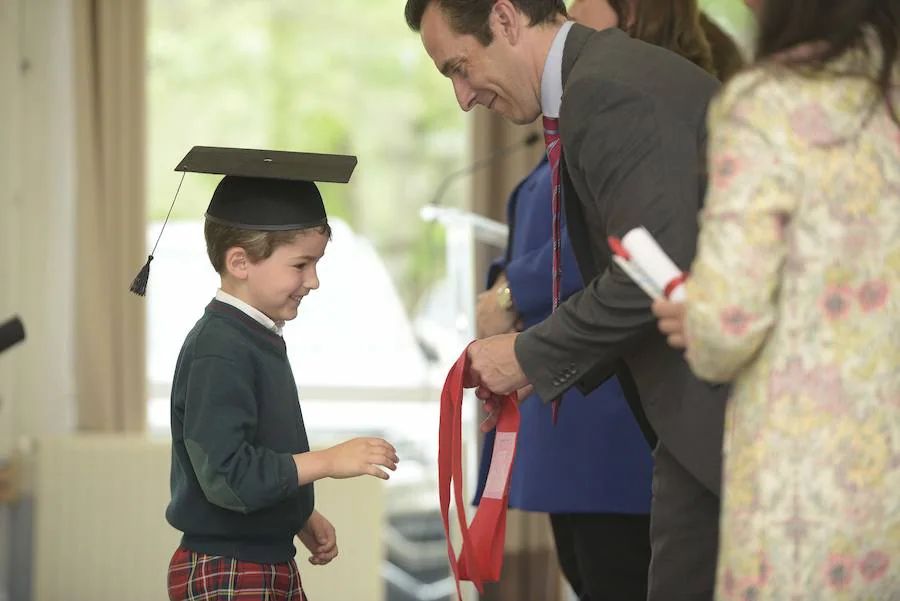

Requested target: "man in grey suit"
[{"left": 406, "top": 0, "right": 727, "bottom": 599}]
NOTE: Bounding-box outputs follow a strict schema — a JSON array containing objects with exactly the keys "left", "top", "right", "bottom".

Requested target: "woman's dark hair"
[
  {"left": 606, "top": 0, "right": 715, "bottom": 75},
  {"left": 755, "top": 1, "right": 900, "bottom": 124},
  {"left": 700, "top": 12, "right": 745, "bottom": 81}
]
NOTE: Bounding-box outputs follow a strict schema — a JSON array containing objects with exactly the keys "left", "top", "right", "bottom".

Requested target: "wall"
[
  {"left": 0, "top": 0, "right": 76, "bottom": 455},
  {"left": 0, "top": 0, "right": 77, "bottom": 598}
]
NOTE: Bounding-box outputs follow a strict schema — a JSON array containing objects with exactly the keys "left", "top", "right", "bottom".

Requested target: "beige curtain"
[
  {"left": 470, "top": 107, "right": 564, "bottom": 601},
  {"left": 73, "top": 0, "right": 147, "bottom": 432}
]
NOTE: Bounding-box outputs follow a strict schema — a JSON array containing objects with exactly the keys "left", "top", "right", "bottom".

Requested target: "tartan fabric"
[
  {"left": 168, "top": 547, "right": 308, "bottom": 601},
  {"left": 542, "top": 115, "right": 563, "bottom": 425}
]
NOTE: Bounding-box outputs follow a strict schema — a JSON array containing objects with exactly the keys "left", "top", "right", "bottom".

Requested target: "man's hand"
[
  {"left": 298, "top": 510, "right": 338, "bottom": 565},
  {"left": 651, "top": 300, "right": 687, "bottom": 349},
  {"left": 476, "top": 275, "right": 517, "bottom": 338},
  {"left": 480, "top": 385, "right": 533, "bottom": 432},
  {"left": 465, "top": 332, "right": 529, "bottom": 394}
]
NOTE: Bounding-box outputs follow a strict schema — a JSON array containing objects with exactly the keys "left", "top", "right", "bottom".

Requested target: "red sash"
[{"left": 438, "top": 344, "right": 520, "bottom": 600}]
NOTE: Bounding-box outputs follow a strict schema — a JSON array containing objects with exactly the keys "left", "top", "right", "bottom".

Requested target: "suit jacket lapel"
[
  {"left": 559, "top": 152, "right": 598, "bottom": 283},
  {"left": 560, "top": 23, "right": 594, "bottom": 88},
  {"left": 558, "top": 23, "right": 616, "bottom": 282}
]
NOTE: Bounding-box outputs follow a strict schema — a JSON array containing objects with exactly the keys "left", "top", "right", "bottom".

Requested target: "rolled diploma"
[
  {"left": 621, "top": 227, "right": 687, "bottom": 301},
  {"left": 612, "top": 255, "right": 663, "bottom": 300}
]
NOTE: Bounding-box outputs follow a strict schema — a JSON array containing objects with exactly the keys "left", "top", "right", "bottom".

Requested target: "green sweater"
[{"left": 165, "top": 299, "right": 314, "bottom": 563}]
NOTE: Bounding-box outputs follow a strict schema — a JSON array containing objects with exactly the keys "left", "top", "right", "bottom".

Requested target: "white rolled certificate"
[{"left": 609, "top": 227, "right": 687, "bottom": 301}]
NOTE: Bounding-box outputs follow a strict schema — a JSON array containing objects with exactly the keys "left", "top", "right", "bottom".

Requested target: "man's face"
[{"left": 419, "top": 2, "right": 543, "bottom": 125}]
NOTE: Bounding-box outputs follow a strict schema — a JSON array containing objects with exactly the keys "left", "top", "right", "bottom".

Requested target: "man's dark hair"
[
  {"left": 405, "top": 0, "right": 567, "bottom": 46},
  {"left": 755, "top": 0, "right": 900, "bottom": 125}
]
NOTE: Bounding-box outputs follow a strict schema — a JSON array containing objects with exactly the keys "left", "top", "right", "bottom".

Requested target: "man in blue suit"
[{"left": 474, "top": 153, "right": 654, "bottom": 601}]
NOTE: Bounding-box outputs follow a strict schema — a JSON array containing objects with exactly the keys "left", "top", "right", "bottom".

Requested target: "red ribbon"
[
  {"left": 663, "top": 272, "right": 688, "bottom": 299},
  {"left": 438, "top": 344, "right": 520, "bottom": 600}
]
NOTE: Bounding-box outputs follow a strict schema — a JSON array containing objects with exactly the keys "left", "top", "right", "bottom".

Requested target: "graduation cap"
[{"left": 130, "top": 146, "right": 357, "bottom": 296}]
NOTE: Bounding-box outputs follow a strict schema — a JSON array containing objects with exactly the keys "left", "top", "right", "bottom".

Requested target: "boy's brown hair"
[{"left": 204, "top": 220, "right": 332, "bottom": 274}]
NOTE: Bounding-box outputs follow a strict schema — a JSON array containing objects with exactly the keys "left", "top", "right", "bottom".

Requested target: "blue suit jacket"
[{"left": 473, "top": 156, "right": 653, "bottom": 514}]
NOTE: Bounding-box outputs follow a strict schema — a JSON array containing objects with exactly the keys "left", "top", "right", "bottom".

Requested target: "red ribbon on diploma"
[{"left": 439, "top": 344, "right": 520, "bottom": 600}]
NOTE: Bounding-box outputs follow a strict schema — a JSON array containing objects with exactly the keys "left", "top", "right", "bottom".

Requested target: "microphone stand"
[
  {"left": 419, "top": 132, "right": 543, "bottom": 356},
  {"left": 426, "top": 131, "right": 542, "bottom": 208}
]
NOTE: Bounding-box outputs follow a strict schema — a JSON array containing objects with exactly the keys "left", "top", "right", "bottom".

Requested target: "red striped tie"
[{"left": 542, "top": 115, "right": 563, "bottom": 425}]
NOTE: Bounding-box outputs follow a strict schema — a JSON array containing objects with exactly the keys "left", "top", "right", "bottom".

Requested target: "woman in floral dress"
[{"left": 653, "top": 1, "right": 900, "bottom": 599}]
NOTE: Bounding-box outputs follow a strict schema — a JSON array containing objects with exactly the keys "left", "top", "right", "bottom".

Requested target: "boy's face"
[{"left": 236, "top": 230, "right": 329, "bottom": 323}]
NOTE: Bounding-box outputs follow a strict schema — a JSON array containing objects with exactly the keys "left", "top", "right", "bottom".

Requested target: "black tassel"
[
  {"left": 130, "top": 172, "right": 186, "bottom": 299},
  {"left": 129, "top": 254, "right": 154, "bottom": 296}
]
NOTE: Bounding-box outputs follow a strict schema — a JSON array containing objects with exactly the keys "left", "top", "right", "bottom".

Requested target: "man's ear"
[
  {"left": 491, "top": 0, "right": 522, "bottom": 44},
  {"left": 224, "top": 247, "right": 250, "bottom": 280}
]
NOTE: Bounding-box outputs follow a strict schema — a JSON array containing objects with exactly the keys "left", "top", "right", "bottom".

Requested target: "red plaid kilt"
[{"left": 167, "top": 547, "right": 308, "bottom": 601}]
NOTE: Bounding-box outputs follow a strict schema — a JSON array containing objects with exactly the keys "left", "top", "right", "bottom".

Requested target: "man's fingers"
[
  {"left": 463, "top": 370, "right": 480, "bottom": 388},
  {"left": 481, "top": 397, "right": 501, "bottom": 411},
  {"left": 475, "top": 386, "right": 494, "bottom": 401},
  {"left": 480, "top": 412, "right": 499, "bottom": 432},
  {"left": 515, "top": 384, "right": 533, "bottom": 401}
]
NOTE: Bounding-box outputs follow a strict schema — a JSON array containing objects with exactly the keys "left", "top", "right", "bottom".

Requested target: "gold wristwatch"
[{"left": 496, "top": 283, "right": 514, "bottom": 311}]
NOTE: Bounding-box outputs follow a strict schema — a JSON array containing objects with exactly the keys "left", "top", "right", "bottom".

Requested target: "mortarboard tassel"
[
  {"left": 129, "top": 172, "right": 186, "bottom": 297},
  {"left": 129, "top": 255, "right": 153, "bottom": 296}
]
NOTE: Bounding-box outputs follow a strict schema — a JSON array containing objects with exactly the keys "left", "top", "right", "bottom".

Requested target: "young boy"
[{"left": 145, "top": 147, "right": 399, "bottom": 601}]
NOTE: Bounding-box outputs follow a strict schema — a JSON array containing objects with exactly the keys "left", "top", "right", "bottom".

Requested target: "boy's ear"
[{"left": 224, "top": 247, "right": 250, "bottom": 279}]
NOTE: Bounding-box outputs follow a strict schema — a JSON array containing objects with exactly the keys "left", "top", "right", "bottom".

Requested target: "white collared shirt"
[
  {"left": 214, "top": 289, "right": 284, "bottom": 336},
  {"left": 540, "top": 20, "right": 574, "bottom": 118}
]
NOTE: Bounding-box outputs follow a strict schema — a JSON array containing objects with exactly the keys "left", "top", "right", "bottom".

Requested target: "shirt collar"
[
  {"left": 540, "top": 20, "right": 574, "bottom": 119},
  {"left": 215, "top": 289, "right": 284, "bottom": 336}
]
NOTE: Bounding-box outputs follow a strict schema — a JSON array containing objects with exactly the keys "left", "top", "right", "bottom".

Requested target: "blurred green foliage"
[
  {"left": 148, "top": 0, "right": 754, "bottom": 311},
  {"left": 147, "top": 0, "right": 468, "bottom": 310}
]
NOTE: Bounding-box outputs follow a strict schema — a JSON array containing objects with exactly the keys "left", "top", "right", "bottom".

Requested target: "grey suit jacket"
[{"left": 515, "top": 24, "right": 727, "bottom": 495}]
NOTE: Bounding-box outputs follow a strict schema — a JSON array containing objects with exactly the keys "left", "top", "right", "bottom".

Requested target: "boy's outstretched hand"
[
  {"left": 324, "top": 437, "right": 399, "bottom": 480},
  {"left": 298, "top": 510, "right": 338, "bottom": 565}
]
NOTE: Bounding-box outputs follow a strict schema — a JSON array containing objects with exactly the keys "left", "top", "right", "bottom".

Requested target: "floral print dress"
[{"left": 684, "top": 45, "right": 900, "bottom": 601}]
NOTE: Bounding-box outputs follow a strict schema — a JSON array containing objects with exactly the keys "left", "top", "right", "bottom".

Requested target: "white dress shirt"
[
  {"left": 214, "top": 289, "right": 284, "bottom": 336},
  {"left": 540, "top": 20, "right": 574, "bottom": 118}
]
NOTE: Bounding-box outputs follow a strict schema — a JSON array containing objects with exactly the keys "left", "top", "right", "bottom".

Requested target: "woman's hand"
[{"left": 651, "top": 300, "right": 688, "bottom": 349}]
